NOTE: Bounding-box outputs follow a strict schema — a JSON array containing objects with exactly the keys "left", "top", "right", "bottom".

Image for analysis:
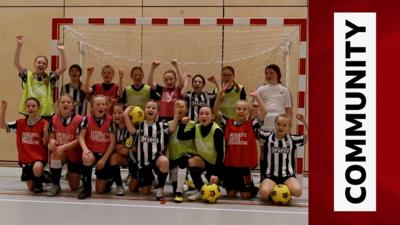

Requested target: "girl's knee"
[
  {"left": 32, "top": 162, "right": 44, "bottom": 177},
  {"left": 290, "top": 185, "right": 303, "bottom": 197}
]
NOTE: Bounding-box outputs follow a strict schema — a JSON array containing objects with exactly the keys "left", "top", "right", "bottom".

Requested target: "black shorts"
[
  {"left": 20, "top": 161, "right": 47, "bottom": 181},
  {"left": 223, "top": 167, "right": 254, "bottom": 192},
  {"left": 137, "top": 154, "right": 163, "bottom": 187},
  {"left": 169, "top": 153, "right": 192, "bottom": 169},
  {"left": 67, "top": 161, "right": 83, "bottom": 175},
  {"left": 93, "top": 152, "right": 112, "bottom": 180},
  {"left": 266, "top": 175, "right": 296, "bottom": 184}
]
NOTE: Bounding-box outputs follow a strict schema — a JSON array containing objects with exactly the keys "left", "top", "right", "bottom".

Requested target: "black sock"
[
  {"left": 82, "top": 165, "right": 93, "bottom": 191},
  {"left": 50, "top": 168, "right": 62, "bottom": 185},
  {"left": 172, "top": 181, "right": 177, "bottom": 194},
  {"left": 33, "top": 175, "right": 43, "bottom": 189},
  {"left": 156, "top": 171, "right": 168, "bottom": 188},
  {"left": 111, "top": 165, "right": 123, "bottom": 186},
  {"left": 128, "top": 161, "right": 138, "bottom": 179},
  {"left": 259, "top": 160, "right": 266, "bottom": 182},
  {"left": 189, "top": 167, "right": 204, "bottom": 191}
]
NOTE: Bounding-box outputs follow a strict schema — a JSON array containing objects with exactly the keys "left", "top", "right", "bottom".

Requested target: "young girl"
[
  {"left": 47, "top": 94, "right": 84, "bottom": 196},
  {"left": 177, "top": 106, "right": 224, "bottom": 201},
  {"left": 218, "top": 66, "right": 247, "bottom": 118},
  {"left": 167, "top": 100, "right": 196, "bottom": 203},
  {"left": 84, "top": 65, "right": 124, "bottom": 115},
  {"left": 214, "top": 90, "right": 267, "bottom": 199},
  {"left": 258, "top": 114, "right": 307, "bottom": 201},
  {"left": 78, "top": 95, "right": 116, "bottom": 199},
  {"left": 123, "top": 100, "right": 178, "bottom": 200},
  {"left": 0, "top": 97, "right": 49, "bottom": 193},
  {"left": 107, "top": 103, "right": 134, "bottom": 196},
  {"left": 147, "top": 59, "right": 184, "bottom": 122},
  {"left": 14, "top": 35, "right": 67, "bottom": 118},
  {"left": 120, "top": 66, "right": 157, "bottom": 110},
  {"left": 256, "top": 64, "right": 293, "bottom": 181},
  {"left": 60, "top": 64, "right": 89, "bottom": 116},
  {"left": 180, "top": 73, "right": 219, "bottom": 121}
]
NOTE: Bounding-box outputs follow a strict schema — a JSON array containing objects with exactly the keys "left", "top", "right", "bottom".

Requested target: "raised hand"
[
  {"left": 170, "top": 59, "right": 178, "bottom": 67},
  {"left": 87, "top": 66, "right": 95, "bottom": 76},
  {"left": 207, "top": 75, "right": 217, "bottom": 83},
  {"left": 119, "top": 68, "right": 125, "bottom": 79},
  {"left": 151, "top": 60, "right": 160, "bottom": 69},
  {"left": 1, "top": 100, "right": 7, "bottom": 111},
  {"left": 16, "top": 35, "right": 23, "bottom": 45},
  {"left": 296, "top": 114, "right": 305, "bottom": 122},
  {"left": 57, "top": 44, "right": 65, "bottom": 51}
]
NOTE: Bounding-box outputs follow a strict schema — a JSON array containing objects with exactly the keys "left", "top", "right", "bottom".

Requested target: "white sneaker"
[
  {"left": 188, "top": 191, "right": 201, "bottom": 201},
  {"left": 116, "top": 185, "right": 125, "bottom": 196},
  {"left": 155, "top": 188, "right": 164, "bottom": 200}
]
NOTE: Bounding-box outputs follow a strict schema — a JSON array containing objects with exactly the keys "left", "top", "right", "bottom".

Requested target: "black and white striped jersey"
[
  {"left": 185, "top": 91, "right": 216, "bottom": 121},
  {"left": 133, "top": 121, "right": 170, "bottom": 168},
  {"left": 259, "top": 129, "right": 304, "bottom": 177},
  {"left": 61, "top": 83, "right": 88, "bottom": 116}
]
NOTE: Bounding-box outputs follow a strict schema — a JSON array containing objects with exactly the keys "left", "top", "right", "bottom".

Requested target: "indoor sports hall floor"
[{"left": 0, "top": 167, "right": 308, "bottom": 225}]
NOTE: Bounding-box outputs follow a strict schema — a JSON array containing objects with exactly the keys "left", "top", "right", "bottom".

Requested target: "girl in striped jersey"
[
  {"left": 147, "top": 59, "right": 184, "bottom": 122},
  {"left": 258, "top": 114, "right": 307, "bottom": 201},
  {"left": 180, "top": 74, "right": 219, "bottom": 121},
  {"left": 0, "top": 97, "right": 49, "bottom": 193},
  {"left": 78, "top": 95, "right": 116, "bottom": 199},
  {"left": 177, "top": 106, "right": 224, "bottom": 201},
  {"left": 47, "top": 94, "right": 84, "bottom": 196},
  {"left": 107, "top": 103, "right": 134, "bottom": 196},
  {"left": 214, "top": 91, "right": 267, "bottom": 199},
  {"left": 60, "top": 64, "right": 89, "bottom": 116},
  {"left": 124, "top": 100, "right": 178, "bottom": 200}
]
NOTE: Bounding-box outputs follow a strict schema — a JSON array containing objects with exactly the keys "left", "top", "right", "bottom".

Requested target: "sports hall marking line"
[
  {"left": 0, "top": 191, "right": 308, "bottom": 207},
  {"left": 0, "top": 198, "right": 307, "bottom": 215}
]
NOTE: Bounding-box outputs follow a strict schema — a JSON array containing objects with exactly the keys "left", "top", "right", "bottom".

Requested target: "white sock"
[{"left": 176, "top": 167, "right": 187, "bottom": 193}]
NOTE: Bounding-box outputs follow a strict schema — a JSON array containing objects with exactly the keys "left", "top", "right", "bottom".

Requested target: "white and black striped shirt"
[
  {"left": 134, "top": 121, "right": 170, "bottom": 168},
  {"left": 113, "top": 123, "right": 132, "bottom": 145},
  {"left": 61, "top": 83, "right": 88, "bottom": 116},
  {"left": 185, "top": 91, "right": 216, "bottom": 121},
  {"left": 259, "top": 130, "right": 304, "bottom": 177}
]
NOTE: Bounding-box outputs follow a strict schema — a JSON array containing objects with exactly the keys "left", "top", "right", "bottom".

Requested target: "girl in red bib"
[
  {"left": 0, "top": 97, "right": 49, "bottom": 193},
  {"left": 83, "top": 65, "right": 124, "bottom": 115},
  {"left": 46, "top": 94, "right": 84, "bottom": 196},
  {"left": 78, "top": 95, "right": 116, "bottom": 199},
  {"left": 147, "top": 59, "right": 184, "bottom": 122},
  {"left": 214, "top": 90, "right": 267, "bottom": 199}
]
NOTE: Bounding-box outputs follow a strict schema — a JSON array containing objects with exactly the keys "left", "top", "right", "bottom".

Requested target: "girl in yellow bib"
[{"left": 14, "top": 35, "right": 67, "bottom": 119}]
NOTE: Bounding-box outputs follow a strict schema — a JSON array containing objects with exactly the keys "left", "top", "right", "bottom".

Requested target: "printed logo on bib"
[
  {"left": 22, "top": 132, "right": 40, "bottom": 145},
  {"left": 90, "top": 130, "right": 109, "bottom": 142},
  {"left": 228, "top": 133, "right": 247, "bottom": 145}
]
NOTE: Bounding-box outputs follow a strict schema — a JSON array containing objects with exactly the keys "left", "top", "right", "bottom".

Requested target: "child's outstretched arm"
[
  {"left": 171, "top": 59, "right": 184, "bottom": 89},
  {"left": 81, "top": 66, "right": 94, "bottom": 94},
  {"left": 0, "top": 100, "right": 7, "bottom": 129},
  {"left": 207, "top": 75, "right": 220, "bottom": 93},
  {"left": 213, "top": 85, "right": 227, "bottom": 116},
  {"left": 54, "top": 44, "right": 67, "bottom": 77},
  {"left": 118, "top": 68, "right": 125, "bottom": 97},
  {"left": 123, "top": 106, "right": 137, "bottom": 135},
  {"left": 147, "top": 60, "right": 160, "bottom": 90},
  {"left": 296, "top": 114, "right": 308, "bottom": 140},
  {"left": 180, "top": 73, "right": 191, "bottom": 97},
  {"left": 14, "top": 35, "right": 25, "bottom": 74},
  {"left": 249, "top": 91, "right": 268, "bottom": 119}
]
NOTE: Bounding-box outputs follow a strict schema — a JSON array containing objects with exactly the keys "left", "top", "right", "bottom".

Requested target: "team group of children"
[{"left": 0, "top": 35, "right": 307, "bottom": 204}]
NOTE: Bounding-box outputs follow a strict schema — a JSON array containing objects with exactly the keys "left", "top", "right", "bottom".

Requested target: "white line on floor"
[{"left": 0, "top": 198, "right": 307, "bottom": 215}]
